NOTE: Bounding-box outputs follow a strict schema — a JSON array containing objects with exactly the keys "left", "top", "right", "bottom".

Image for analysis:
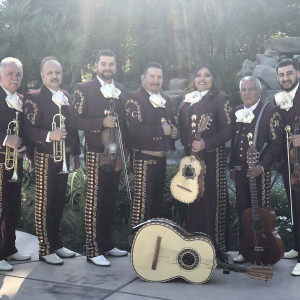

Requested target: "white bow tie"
[
  {"left": 5, "top": 93, "right": 23, "bottom": 112},
  {"left": 184, "top": 91, "right": 202, "bottom": 105},
  {"left": 52, "top": 90, "right": 69, "bottom": 107},
  {"left": 149, "top": 94, "right": 166, "bottom": 108},
  {"left": 100, "top": 83, "right": 121, "bottom": 99},
  {"left": 274, "top": 91, "right": 293, "bottom": 111},
  {"left": 235, "top": 108, "right": 255, "bottom": 123}
]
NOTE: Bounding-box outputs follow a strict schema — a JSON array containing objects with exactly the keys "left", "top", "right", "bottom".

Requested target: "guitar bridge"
[{"left": 253, "top": 246, "right": 266, "bottom": 252}]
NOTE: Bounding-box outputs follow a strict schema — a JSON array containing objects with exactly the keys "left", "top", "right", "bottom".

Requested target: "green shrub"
[{"left": 19, "top": 159, "right": 294, "bottom": 254}]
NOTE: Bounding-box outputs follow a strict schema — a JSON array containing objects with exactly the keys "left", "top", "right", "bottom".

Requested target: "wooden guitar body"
[
  {"left": 131, "top": 219, "right": 273, "bottom": 284},
  {"left": 240, "top": 206, "right": 284, "bottom": 265},
  {"left": 171, "top": 113, "right": 211, "bottom": 204},
  {"left": 170, "top": 155, "right": 206, "bottom": 203},
  {"left": 131, "top": 220, "right": 216, "bottom": 284},
  {"left": 240, "top": 143, "right": 284, "bottom": 265}
]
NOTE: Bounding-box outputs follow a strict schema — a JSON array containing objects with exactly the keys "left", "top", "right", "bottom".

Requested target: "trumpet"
[
  {"left": 52, "top": 105, "right": 68, "bottom": 174},
  {"left": 5, "top": 111, "right": 21, "bottom": 182}
]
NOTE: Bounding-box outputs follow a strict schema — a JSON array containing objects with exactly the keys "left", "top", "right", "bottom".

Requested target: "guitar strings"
[{"left": 156, "top": 247, "right": 215, "bottom": 267}]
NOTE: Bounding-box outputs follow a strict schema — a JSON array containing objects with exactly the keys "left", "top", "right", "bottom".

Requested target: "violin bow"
[
  {"left": 285, "top": 125, "right": 294, "bottom": 225},
  {"left": 109, "top": 99, "right": 132, "bottom": 204}
]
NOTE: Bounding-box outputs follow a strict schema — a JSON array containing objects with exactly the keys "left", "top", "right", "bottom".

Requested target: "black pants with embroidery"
[
  {"left": 0, "top": 157, "right": 23, "bottom": 260},
  {"left": 130, "top": 150, "right": 166, "bottom": 228}
]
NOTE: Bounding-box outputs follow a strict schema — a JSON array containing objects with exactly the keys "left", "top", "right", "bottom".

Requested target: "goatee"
[{"left": 98, "top": 71, "right": 113, "bottom": 81}]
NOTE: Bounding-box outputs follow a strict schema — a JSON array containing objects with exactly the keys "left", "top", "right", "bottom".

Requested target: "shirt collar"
[
  {"left": 200, "top": 90, "right": 209, "bottom": 97},
  {"left": 97, "top": 75, "right": 114, "bottom": 86},
  {"left": 143, "top": 87, "right": 161, "bottom": 96},
  {"left": 0, "top": 84, "right": 15, "bottom": 96},
  {"left": 244, "top": 99, "right": 260, "bottom": 111}
]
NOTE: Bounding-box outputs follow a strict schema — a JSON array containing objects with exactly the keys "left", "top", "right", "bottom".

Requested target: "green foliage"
[
  {"left": 1, "top": 0, "right": 298, "bottom": 97},
  {"left": 270, "top": 174, "right": 294, "bottom": 251},
  {"left": 0, "top": 0, "right": 88, "bottom": 92}
]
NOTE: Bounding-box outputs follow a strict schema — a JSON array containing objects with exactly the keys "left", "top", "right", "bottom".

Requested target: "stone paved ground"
[{"left": 0, "top": 231, "right": 299, "bottom": 300}]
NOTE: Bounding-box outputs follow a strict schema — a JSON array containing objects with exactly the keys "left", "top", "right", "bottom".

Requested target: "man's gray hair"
[
  {"left": 239, "top": 76, "right": 262, "bottom": 91},
  {"left": 0, "top": 57, "right": 23, "bottom": 75}
]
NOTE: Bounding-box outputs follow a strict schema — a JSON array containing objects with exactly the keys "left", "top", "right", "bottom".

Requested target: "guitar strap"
[{"left": 253, "top": 103, "right": 268, "bottom": 159}]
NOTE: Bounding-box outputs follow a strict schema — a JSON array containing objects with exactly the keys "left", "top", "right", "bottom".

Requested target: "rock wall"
[{"left": 238, "top": 37, "right": 300, "bottom": 103}]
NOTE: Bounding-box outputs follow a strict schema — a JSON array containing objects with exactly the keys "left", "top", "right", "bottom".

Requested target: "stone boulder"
[
  {"left": 252, "top": 65, "right": 281, "bottom": 90},
  {"left": 166, "top": 140, "right": 185, "bottom": 166},
  {"left": 240, "top": 59, "right": 257, "bottom": 76},
  {"left": 165, "top": 90, "right": 184, "bottom": 103},
  {"left": 264, "top": 49, "right": 280, "bottom": 60},
  {"left": 169, "top": 78, "right": 187, "bottom": 91},
  {"left": 261, "top": 89, "right": 281, "bottom": 104},
  {"left": 256, "top": 54, "right": 278, "bottom": 68},
  {"left": 263, "top": 37, "right": 300, "bottom": 54}
]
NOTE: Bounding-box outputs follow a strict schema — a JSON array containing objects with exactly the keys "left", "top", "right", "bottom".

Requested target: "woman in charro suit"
[{"left": 178, "top": 63, "right": 234, "bottom": 252}]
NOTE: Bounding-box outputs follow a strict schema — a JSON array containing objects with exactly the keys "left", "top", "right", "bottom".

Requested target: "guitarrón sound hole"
[
  {"left": 178, "top": 249, "right": 199, "bottom": 270},
  {"left": 182, "top": 253, "right": 195, "bottom": 265}
]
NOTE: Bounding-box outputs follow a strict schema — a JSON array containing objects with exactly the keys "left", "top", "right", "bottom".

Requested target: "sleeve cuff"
[
  {"left": 46, "top": 132, "right": 51, "bottom": 143},
  {"left": 3, "top": 135, "right": 8, "bottom": 146}
]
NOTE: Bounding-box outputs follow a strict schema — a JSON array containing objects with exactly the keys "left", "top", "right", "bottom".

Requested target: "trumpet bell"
[
  {"left": 59, "top": 165, "right": 69, "bottom": 175},
  {"left": 8, "top": 173, "right": 21, "bottom": 183}
]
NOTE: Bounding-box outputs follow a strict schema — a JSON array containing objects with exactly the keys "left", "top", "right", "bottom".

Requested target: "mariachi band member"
[
  {"left": 275, "top": 59, "right": 300, "bottom": 275},
  {"left": 125, "top": 61, "right": 178, "bottom": 228},
  {"left": 229, "top": 76, "right": 282, "bottom": 263},
  {"left": 0, "top": 57, "right": 31, "bottom": 271},
  {"left": 23, "top": 56, "right": 81, "bottom": 265},
  {"left": 71, "top": 49, "right": 128, "bottom": 267},
  {"left": 178, "top": 63, "right": 233, "bottom": 253}
]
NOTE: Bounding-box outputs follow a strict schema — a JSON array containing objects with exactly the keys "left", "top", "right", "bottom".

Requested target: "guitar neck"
[
  {"left": 194, "top": 130, "right": 201, "bottom": 142},
  {"left": 217, "top": 261, "right": 247, "bottom": 274},
  {"left": 249, "top": 178, "right": 260, "bottom": 220},
  {"left": 217, "top": 261, "right": 273, "bottom": 281}
]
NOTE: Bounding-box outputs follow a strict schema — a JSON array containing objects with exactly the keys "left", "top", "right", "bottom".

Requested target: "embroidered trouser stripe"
[
  {"left": 0, "top": 164, "right": 3, "bottom": 219},
  {"left": 85, "top": 151, "right": 100, "bottom": 258},
  {"left": 35, "top": 151, "right": 51, "bottom": 256},
  {"left": 215, "top": 146, "right": 228, "bottom": 253},
  {"left": 85, "top": 151, "right": 121, "bottom": 258},
  {"left": 34, "top": 151, "right": 68, "bottom": 256},
  {"left": 131, "top": 150, "right": 166, "bottom": 227}
]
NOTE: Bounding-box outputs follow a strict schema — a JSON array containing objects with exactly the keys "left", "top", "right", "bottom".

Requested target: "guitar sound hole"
[
  {"left": 182, "top": 165, "right": 196, "bottom": 180},
  {"left": 177, "top": 249, "right": 199, "bottom": 270},
  {"left": 182, "top": 253, "right": 195, "bottom": 265}
]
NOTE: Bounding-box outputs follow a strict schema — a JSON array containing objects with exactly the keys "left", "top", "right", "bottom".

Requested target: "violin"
[
  {"left": 100, "top": 99, "right": 123, "bottom": 172},
  {"left": 290, "top": 116, "right": 300, "bottom": 192}
]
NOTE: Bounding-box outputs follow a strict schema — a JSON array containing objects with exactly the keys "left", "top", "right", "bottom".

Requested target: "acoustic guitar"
[
  {"left": 131, "top": 219, "right": 273, "bottom": 284},
  {"left": 240, "top": 139, "right": 284, "bottom": 265},
  {"left": 170, "top": 114, "right": 211, "bottom": 203}
]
